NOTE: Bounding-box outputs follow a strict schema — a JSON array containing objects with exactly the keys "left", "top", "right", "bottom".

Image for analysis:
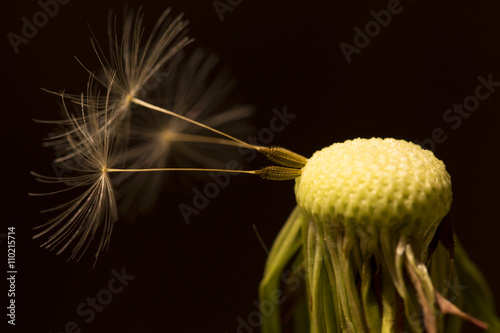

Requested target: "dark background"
[{"left": 2, "top": 0, "right": 500, "bottom": 332}]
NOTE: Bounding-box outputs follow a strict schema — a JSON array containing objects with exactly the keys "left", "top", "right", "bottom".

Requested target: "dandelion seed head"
[{"left": 296, "top": 137, "right": 452, "bottom": 260}]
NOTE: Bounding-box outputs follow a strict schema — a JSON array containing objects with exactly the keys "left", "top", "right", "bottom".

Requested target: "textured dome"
[{"left": 295, "top": 138, "right": 452, "bottom": 233}]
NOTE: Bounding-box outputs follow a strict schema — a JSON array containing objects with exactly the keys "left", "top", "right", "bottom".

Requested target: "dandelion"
[{"left": 32, "top": 5, "right": 500, "bottom": 332}]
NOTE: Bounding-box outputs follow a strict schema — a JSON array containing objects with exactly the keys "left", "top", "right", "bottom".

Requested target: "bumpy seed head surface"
[{"left": 295, "top": 138, "right": 452, "bottom": 232}]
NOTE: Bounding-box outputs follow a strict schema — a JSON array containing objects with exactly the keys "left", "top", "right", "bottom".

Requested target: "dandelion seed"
[{"left": 114, "top": 49, "right": 253, "bottom": 219}]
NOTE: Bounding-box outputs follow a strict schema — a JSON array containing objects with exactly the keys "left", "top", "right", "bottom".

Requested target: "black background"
[{"left": 2, "top": 0, "right": 500, "bottom": 332}]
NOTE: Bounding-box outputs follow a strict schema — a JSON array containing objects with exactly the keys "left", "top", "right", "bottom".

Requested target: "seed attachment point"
[
  {"left": 256, "top": 166, "right": 302, "bottom": 181},
  {"left": 259, "top": 146, "right": 308, "bottom": 169}
]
